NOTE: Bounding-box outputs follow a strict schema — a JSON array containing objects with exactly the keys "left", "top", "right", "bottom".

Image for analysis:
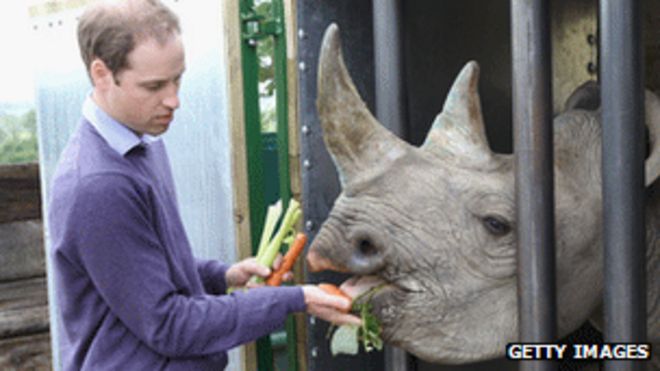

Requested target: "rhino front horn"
[
  {"left": 317, "top": 23, "right": 408, "bottom": 186},
  {"left": 422, "top": 61, "right": 494, "bottom": 167}
]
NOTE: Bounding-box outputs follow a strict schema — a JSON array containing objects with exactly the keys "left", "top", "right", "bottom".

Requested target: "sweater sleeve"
[
  {"left": 196, "top": 258, "right": 230, "bottom": 295},
  {"left": 71, "top": 174, "right": 306, "bottom": 357}
]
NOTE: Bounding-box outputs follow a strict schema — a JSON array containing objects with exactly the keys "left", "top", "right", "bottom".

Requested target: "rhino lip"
[
  {"left": 339, "top": 275, "right": 386, "bottom": 300},
  {"left": 339, "top": 275, "right": 423, "bottom": 302}
]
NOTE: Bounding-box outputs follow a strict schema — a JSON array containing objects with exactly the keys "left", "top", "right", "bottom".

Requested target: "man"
[{"left": 48, "top": 1, "right": 360, "bottom": 369}]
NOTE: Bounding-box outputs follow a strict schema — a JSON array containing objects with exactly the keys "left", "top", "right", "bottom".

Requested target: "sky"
[{"left": 0, "top": 3, "right": 36, "bottom": 105}]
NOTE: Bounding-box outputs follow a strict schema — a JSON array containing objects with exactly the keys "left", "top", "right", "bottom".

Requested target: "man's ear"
[{"left": 90, "top": 58, "right": 113, "bottom": 89}]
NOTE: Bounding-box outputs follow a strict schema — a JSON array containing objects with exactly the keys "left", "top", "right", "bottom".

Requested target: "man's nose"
[{"left": 162, "top": 84, "right": 180, "bottom": 110}]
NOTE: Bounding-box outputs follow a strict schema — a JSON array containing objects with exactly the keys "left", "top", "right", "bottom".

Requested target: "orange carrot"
[
  {"left": 318, "top": 283, "right": 352, "bottom": 312},
  {"left": 266, "top": 232, "right": 308, "bottom": 286}
]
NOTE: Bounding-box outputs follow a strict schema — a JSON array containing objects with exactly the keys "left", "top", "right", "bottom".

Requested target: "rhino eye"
[
  {"left": 358, "top": 238, "right": 378, "bottom": 256},
  {"left": 482, "top": 215, "right": 511, "bottom": 236}
]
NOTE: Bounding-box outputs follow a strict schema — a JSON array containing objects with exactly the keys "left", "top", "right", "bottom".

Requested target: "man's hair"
[{"left": 77, "top": 0, "right": 181, "bottom": 82}]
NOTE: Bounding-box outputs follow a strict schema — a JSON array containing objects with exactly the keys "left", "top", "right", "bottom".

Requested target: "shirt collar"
[{"left": 82, "top": 94, "right": 159, "bottom": 156}]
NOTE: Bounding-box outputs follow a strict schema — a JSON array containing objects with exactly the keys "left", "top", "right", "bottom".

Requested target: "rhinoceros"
[{"left": 306, "top": 24, "right": 660, "bottom": 367}]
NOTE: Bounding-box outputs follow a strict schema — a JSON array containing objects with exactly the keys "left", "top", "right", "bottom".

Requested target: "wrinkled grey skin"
[{"left": 307, "top": 24, "right": 660, "bottom": 366}]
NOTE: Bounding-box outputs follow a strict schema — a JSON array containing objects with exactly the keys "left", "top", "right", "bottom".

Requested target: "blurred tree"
[
  {"left": 255, "top": 0, "right": 277, "bottom": 133},
  {"left": 0, "top": 109, "right": 38, "bottom": 164}
]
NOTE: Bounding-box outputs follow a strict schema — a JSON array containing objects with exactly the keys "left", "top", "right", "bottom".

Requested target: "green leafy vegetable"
[
  {"left": 330, "top": 324, "right": 359, "bottom": 356},
  {"left": 328, "top": 285, "right": 385, "bottom": 356}
]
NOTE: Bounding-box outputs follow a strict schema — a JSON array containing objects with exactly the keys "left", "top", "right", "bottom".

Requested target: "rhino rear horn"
[
  {"left": 422, "top": 62, "right": 494, "bottom": 167},
  {"left": 317, "top": 23, "right": 408, "bottom": 186},
  {"left": 645, "top": 90, "right": 660, "bottom": 186}
]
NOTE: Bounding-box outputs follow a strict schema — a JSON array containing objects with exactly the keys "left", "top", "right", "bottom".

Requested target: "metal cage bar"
[
  {"left": 511, "top": 1, "right": 557, "bottom": 371},
  {"left": 373, "top": 1, "right": 412, "bottom": 370},
  {"left": 600, "top": 1, "right": 647, "bottom": 370}
]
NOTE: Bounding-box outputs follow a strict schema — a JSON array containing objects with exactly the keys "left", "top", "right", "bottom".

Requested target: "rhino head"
[{"left": 306, "top": 24, "right": 660, "bottom": 364}]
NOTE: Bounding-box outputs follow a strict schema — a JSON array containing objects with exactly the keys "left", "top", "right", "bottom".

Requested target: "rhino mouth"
[
  {"left": 339, "top": 275, "right": 387, "bottom": 301},
  {"left": 306, "top": 248, "right": 422, "bottom": 299}
]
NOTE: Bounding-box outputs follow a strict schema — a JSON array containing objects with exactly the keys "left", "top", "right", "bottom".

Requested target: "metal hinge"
[{"left": 241, "top": 5, "right": 282, "bottom": 44}]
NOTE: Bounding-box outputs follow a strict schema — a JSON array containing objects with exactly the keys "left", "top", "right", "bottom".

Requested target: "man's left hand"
[{"left": 225, "top": 256, "right": 294, "bottom": 288}]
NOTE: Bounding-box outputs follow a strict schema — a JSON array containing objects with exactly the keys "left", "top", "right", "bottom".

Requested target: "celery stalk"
[
  {"left": 255, "top": 200, "right": 282, "bottom": 261},
  {"left": 257, "top": 199, "right": 301, "bottom": 269}
]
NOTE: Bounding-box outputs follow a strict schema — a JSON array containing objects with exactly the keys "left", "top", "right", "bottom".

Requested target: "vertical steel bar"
[
  {"left": 511, "top": 1, "right": 557, "bottom": 370},
  {"left": 373, "top": 4, "right": 411, "bottom": 371},
  {"left": 600, "top": 1, "right": 647, "bottom": 370},
  {"left": 373, "top": 0, "right": 406, "bottom": 138}
]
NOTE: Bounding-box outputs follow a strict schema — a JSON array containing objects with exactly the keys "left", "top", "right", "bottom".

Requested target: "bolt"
[
  {"left": 309, "top": 316, "right": 316, "bottom": 325},
  {"left": 311, "top": 347, "right": 319, "bottom": 358},
  {"left": 298, "top": 61, "right": 306, "bottom": 71},
  {"left": 303, "top": 159, "right": 311, "bottom": 169},
  {"left": 587, "top": 34, "right": 596, "bottom": 45},
  {"left": 301, "top": 125, "right": 310, "bottom": 135},
  {"left": 248, "top": 39, "right": 257, "bottom": 47},
  {"left": 305, "top": 220, "right": 315, "bottom": 231},
  {"left": 298, "top": 28, "right": 306, "bottom": 39},
  {"left": 587, "top": 62, "right": 598, "bottom": 74}
]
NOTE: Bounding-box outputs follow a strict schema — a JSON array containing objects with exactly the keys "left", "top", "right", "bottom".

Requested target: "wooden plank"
[
  {"left": 0, "top": 277, "right": 49, "bottom": 339},
  {"left": 223, "top": 1, "right": 255, "bottom": 370},
  {"left": 0, "top": 163, "right": 41, "bottom": 223},
  {"left": 0, "top": 305, "right": 49, "bottom": 339},
  {"left": 0, "top": 221, "right": 45, "bottom": 281},
  {"left": 283, "top": 2, "right": 308, "bottom": 371},
  {"left": 0, "top": 332, "right": 51, "bottom": 371},
  {"left": 0, "top": 277, "right": 48, "bottom": 312}
]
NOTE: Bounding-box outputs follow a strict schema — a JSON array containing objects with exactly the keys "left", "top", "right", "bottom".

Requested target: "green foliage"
[
  {"left": 255, "top": 0, "right": 277, "bottom": 133},
  {"left": 255, "top": 1, "right": 275, "bottom": 97},
  {"left": 0, "top": 109, "right": 38, "bottom": 164},
  {"left": 328, "top": 285, "right": 385, "bottom": 356}
]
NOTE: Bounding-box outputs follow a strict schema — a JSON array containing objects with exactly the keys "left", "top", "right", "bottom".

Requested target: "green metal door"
[{"left": 239, "top": 0, "right": 298, "bottom": 370}]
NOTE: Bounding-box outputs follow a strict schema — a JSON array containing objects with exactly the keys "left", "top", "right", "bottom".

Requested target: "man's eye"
[{"left": 146, "top": 84, "right": 163, "bottom": 91}]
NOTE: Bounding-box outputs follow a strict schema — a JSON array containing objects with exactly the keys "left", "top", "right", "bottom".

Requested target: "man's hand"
[
  {"left": 225, "top": 256, "right": 293, "bottom": 288},
  {"left": 302, "top": 285, "right": 363, "bottom": 326}
]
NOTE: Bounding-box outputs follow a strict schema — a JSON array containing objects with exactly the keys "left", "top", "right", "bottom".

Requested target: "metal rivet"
[
  {"left": 587, "top": 33, "right": 596, "bottom": 45},
  {"left": 298, "top": 28, "right": 306, "bottom": 39},
  {"left": 587, "top": 62, "right": 597, "bottom": 74},
  {"left": 248, "top": 39, "right": 257, "bottom": 47},
  {"left": 301, "top": 125, "right": 310, "bottom": 135},
  {"left": 311, "top": 346, "right": 319, "bottom": 358},
  {"left": 303, "top": 159, "right": 312, "bottom": 169},
  {"left": 305, "top": 220, "right": 315, "bottom": 231},
  {"left": 298, "top": 61, "right": 306, "bottom": 71},
  {"left": 309, "top": 316, "right": 316, "bottom": 325}
]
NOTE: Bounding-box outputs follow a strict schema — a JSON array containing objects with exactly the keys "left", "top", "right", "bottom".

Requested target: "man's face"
[{"left": 101, "top": 34, "right": 185, "bottom": 136}]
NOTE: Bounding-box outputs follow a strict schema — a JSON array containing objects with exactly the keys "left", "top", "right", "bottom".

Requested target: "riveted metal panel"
[{"left": 296, "top": 1, "right": 385, "bottom": 370}]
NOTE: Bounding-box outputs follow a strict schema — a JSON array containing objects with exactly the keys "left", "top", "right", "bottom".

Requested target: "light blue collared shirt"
[{"left": 82, "top": 94, "right": 159, "bottom": 156}]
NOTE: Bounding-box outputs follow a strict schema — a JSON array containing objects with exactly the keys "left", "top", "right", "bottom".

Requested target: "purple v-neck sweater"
[{"left": 48, "top": 120, "right": 305, "bottom": 370}]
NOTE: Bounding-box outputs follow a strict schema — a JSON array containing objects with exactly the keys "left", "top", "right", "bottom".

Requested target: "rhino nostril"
[{"left": 358, "top": 238, "right": 377, "bottom": 256}]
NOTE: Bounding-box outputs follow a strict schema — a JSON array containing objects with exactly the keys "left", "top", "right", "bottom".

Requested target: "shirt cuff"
[
  {"left": 276, "top": 286, "right": 306, "bottom": 312},
  {"left": 196, "top": 258, "right": 230, "bottom": 295}
]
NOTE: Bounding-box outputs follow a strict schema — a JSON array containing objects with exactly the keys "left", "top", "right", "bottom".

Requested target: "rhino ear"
[
  {"left": 422, "top": 62, "right": 494, "bottom": 166},
  {"left": 645, "top": 90, "right": 660, "bottom": 186},
  {"left": 317, "top": 24, "right": 409, "bottom": 186}
]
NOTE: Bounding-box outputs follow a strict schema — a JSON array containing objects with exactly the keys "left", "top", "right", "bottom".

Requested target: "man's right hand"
[{"left": 301, "top": 285, "right": 363, "bottom": 326}]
